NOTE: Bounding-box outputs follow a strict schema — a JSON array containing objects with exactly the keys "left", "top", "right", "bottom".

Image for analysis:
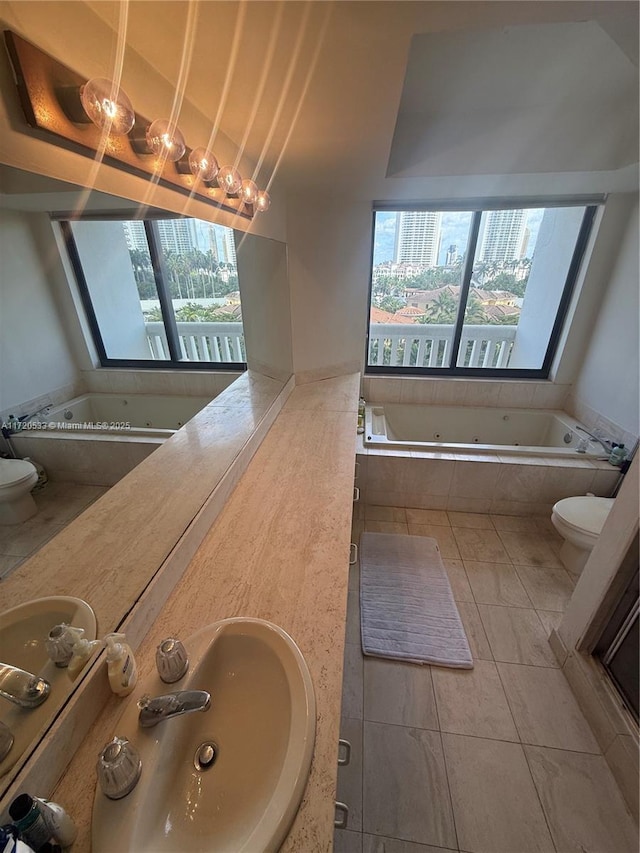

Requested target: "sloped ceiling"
[
  {"left": 82, "top": 1, "right": 639, "bottom": 191},
  {"left": 387, "top": 21, "right": 639, "bottom": 178}
]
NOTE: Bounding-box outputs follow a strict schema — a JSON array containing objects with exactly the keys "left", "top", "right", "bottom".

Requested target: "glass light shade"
[
  {"left": 240, "top": 179, "right": 259, "bottom": 205},
  {"left": 145, "top": 119, "right": 186, "bottom": 162},
  {"left": 80, "top": 78, "right": 135, "bottom": 136},
  {"left": 254, "top": 190, "right": 271, "bottom": 212},
  {"left": 217, "top": 165, "right": 242, "bottom": 195},
  {"left": 188, "top": 147, "right": 219, "bottom": 182}
]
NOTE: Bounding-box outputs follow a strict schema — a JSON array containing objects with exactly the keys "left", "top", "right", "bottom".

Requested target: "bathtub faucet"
[{"left": 575, "top": 426, "right": 615, "bottom": 454}]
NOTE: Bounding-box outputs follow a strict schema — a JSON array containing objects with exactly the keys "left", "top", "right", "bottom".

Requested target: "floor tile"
[
  {"left": 515, "top": 565, "right": 575, "bottom": 611},
  {"left": 443, "top": 734, "right": 554, "bottom": 853},
  {"left": 447, "top": 511, "right": 493, "bottom": 529},
  {"left": 525, "top": 745, "right": 638, "bottom": 853},
  {"left": 335, "top": 829, "right": 363, "bottom": 852},
  {"left": 363, "top": 723, "right": 456, "bottom": 849},
  {"left": 34, "top": 482, "right": 107, "bottom": 525},
  {"left": 341, "top": 642, "right": 364, "bottom": 718},
  {"left": 497, "top": 531, "right": 563, "bottom": 568},
  {"left": 365, "top": 521, "right": 409, "bottom": 535},
  {"left": 363, "top": 834, "right": 455, "bottom": 852},
  {"left": 365, "top": 506, "right": 407, "bottom": 522},
  {"left": 346, "top": 588, "right": 361, "bottom": 644},
  {"left": 536, "top": 610, "right": 563, "bottom": 635},
  {"left": 452, "top": 528, "right": 510, "bottom": 563},
  {"left": 490, "top": 514, "right": 538, "bottom": 532},
  {"left": 364, "top": 658, "right": 438, "bottom": 730},
  {"left": 408, "top": 524, "right": 461, "bottom": 559},
  {"left": 0, "top": 520, "right": 65, "bottom": 557},
  {"left": 497, "top": 663, "right": 600, "bottom": 753},
  {"left": 432, "top": 659, "right": 518, "bottom": 741},
  {"left": 0, "top": 554, "right": 23, "bottom": 579},
  {"left": 406, "top": 509, "right": 450, "bottom": 526},
  {"left": 477, "top": 605, "right": 559, "bottom": 667},
  {"left": 456, "top": 601, "right": 493, "bottom": 661},
  {"left": 349, "top": 560, "right": 360, "bottom": 592},
  {"left": 463, "top": 560, "right": 532, "bottom": 607},
  {"left": 338, "top": 717, "right": 363, "bottom": 832},
  {"left": 443, "top": 559, "right": 473, "bottom": 602}
]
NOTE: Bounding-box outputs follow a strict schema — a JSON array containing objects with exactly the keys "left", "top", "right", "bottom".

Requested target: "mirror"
[{"left": 0, "top": 166, "right": 292, "bottom": 793}]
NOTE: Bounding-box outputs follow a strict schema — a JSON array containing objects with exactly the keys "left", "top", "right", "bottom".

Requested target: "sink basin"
[
  {"left": 92, "top": 617, "right": 316, "bottom": 853},
  {"left": 0, "top": 596, "right": 97, "bottom": 777}
]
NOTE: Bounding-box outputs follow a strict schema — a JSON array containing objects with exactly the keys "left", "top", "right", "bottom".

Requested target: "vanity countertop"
[{"left": 52, "top": 372, "right": 360, "bottom": 851}]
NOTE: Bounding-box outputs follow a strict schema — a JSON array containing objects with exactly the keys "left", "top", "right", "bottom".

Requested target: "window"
[
  {"left": 367, "top": 202, "right": 598, "bottom": 377},
  {"left": 62, "top": 217, "right": 246, "bottom": 369}
]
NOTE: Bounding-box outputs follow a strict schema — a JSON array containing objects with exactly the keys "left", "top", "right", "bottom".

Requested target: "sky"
[{"left": 373, "top": 209, "right": 545, "bottom": 266}]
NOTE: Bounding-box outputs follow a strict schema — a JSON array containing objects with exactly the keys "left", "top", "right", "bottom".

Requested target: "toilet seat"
[
  {"left": 552, "top": 496, "right": 614, "bottom": 537},
  {"left": 0, "top": 459, "right": 38, "bottom": 489}
]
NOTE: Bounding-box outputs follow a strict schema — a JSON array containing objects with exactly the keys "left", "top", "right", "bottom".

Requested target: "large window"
[
  {"left": 62, "top": 217, "right": 246, "bottom": 369},
  {"left": 367, "top": 202, "right": 597, "bottom": 376}
]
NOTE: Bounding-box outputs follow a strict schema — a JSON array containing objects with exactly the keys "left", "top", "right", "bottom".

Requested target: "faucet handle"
[
  {"left": 96, "top": 736, "right": 142, "bottom": 799},
  {"left": 155, "top": 638, "right": 189, "bottom": 683}
]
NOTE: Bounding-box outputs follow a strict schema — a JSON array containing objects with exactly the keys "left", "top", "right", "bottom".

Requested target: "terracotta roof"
[{"left": 370, "top": 307, "right": 416, "bottom": 324}]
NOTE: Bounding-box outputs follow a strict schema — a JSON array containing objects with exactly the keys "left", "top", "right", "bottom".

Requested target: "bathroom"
[{"left": 0, "top": 2, "right": 638, "bottom": 852}]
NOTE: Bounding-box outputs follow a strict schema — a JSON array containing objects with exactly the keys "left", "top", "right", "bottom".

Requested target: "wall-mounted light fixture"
[{"left": 3, "top": 31, "right": 270, "bottom": 219}]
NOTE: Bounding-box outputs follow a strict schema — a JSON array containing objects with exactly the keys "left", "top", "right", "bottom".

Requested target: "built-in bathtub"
[
  {"left": 358, "top": 403, "right": 621, "bottom": 515},
  {"left": 365, "top": 403, "right": 602, "bottom": 458},
  {"left": 9, "top": 393, "right": 214, "bottom": 485}
]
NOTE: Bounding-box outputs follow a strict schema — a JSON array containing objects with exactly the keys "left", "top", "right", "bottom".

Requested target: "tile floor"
[
  {"left": 0, "top": 482, "right": 108, "bottom": 580},
  {"left": 335, "top": 505, "right": 638, "bottom": 853}
]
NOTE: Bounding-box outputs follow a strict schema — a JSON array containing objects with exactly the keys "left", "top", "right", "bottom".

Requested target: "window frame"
[
  {"left": 60, "top": 216, "right": 247, "bottom": 372},
  {"left": 365, "top": 197, "right": 602, "bottom": 379}
]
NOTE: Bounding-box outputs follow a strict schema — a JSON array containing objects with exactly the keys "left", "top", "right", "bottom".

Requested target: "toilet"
[
  {"left": 0, "top": 458, "right": 39, "bottom": 525},
  {"left": 551, "top": 495, "right": 615, "bottom": 576}
]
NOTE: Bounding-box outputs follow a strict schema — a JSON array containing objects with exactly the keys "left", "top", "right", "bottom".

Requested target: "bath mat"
[{"left": 359, "top": 531, "right": 473, "bottom": 669}]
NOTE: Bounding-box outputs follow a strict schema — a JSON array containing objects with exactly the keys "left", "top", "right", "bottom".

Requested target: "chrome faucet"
[
  {"left": 575, "top": 426, "right": 615, "bottom": 454},
  {"left": 137, "top": 690, "right": 211, "bottom": 728},
  {"left": 0, "top": 662, "right": 50, "bottom": 708}
]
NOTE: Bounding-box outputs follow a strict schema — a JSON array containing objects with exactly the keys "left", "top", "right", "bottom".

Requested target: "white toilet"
[
  {"left": 0, "top": 458, "right": 39, "bottom": 525},
  {"left": 551, "top": 495, "right": 615, "bottom": 576}
]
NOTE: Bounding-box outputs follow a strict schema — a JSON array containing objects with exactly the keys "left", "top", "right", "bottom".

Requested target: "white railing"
[
  {"left": 145, "top": 321, "right": 245, "bottom": 363},
  {"left": 368, "top": 323, "right": 517, "bottom": 369}
]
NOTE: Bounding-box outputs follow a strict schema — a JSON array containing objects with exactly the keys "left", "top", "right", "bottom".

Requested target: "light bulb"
[
  {"left": 80, "top": 78, "right": 135, "bottom": 136},
  {"left": 240, "top": 179, "right": 258, "bottom": 205},
  {"left": 217, "top": 165, "right": 242, "bottom": 195},
  {"left": 188, "top": 147, "right": 219, "bottom": 182},
  {"left": 145, "top": 119, "right": 186, "bottom": 162},
  {"left": 254, "top": 190, "right": 271, "bottom": 212}
]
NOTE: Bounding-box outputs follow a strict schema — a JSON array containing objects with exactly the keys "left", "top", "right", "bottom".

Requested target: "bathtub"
[
  {"left": 9, "top": 393, "right": 214, "bottom": 485},
  {"left": 365, "top": 404, "right": 603, "bottom": 458}
]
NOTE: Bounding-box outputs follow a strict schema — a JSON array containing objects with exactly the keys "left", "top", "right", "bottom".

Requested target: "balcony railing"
[
  {"left": 368, "top": 323, "right": 516, "bottom": 368},
  {"left": 145, "top": 321, "right": 245, "bottom": 363}
]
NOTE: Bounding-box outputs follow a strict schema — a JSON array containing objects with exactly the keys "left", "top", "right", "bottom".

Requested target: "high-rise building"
[
  {"left": 220, "top": 228, "right": 237, "bottom": 265},
  {"left": 445, "top": 244, "right": 459, "bottom": 265},
  {"left": 121, "top": 221, "right": 147, "bottom": 251},
  {"left": 477, "top": 209, "right": 528, "bottom": 264},
  {"left": 394, "top": 211, "right": 442, "bottom": 266}
]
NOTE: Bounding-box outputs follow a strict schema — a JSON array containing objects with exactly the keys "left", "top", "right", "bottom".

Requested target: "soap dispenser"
[
  {"left": 67, "top": 630, "right": 102, "bottom": 682},
  {"left": 104, "top": 633, "right": 138, "bottom": 697}
]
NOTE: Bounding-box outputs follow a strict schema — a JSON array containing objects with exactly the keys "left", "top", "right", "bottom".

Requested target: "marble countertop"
[{"left": 51, "top": 373, "right": 360, "bottom": 851}]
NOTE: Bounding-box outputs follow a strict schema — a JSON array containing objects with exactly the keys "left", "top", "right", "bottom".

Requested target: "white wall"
[
  {"left": 570, "top": 197, "right": 639, "bottom": 438},
  {"left": 0, "top": 210, "right": 80, "bottom": 411},
  {"left": 286, "top": 195, "right": 371, "bottom": 380},
  {"left": 70, "top": 221, "right": 150, "bottom": 359}
]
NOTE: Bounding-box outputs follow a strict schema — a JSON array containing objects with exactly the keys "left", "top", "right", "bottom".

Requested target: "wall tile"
[
  {"left": 539, "top": 466, "right": 596, "bottom": 503},
  {"left": 365, "top": 378, "right": 402, "bottom": 404},
  {"left": 495, "top": 462, "right": 547, "bottom": 502},
  {"left": 464, "top": 381, "right": 502, "bottom": 407},
  {"left": 450, "top": 460, "right": 501, "bottom": 498},
  {"left": 498, "top": 382, "right": 536, "bottom": 408},
  {"left": 433, "top": 380, "right": 468, "bottom": 406},
  {"left": 532, "top": 383, "right": 570, "bottom": 410},
  {"left": 591, "top": 468, "right": 621, "bottom": 497},
  {"left": 399, "top": 379, "right": 436, "bottom": 405}
]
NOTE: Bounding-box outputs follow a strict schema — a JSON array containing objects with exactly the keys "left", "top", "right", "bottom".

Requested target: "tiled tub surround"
[
  {"left": 357, "top": 440, "right": 620, "bottom": 515},
  {"left": 336, "top": 507, "right": 639, "bottom": 853},
  {"left": 20, "top": 374, "right": 361, "bottom": 851}
]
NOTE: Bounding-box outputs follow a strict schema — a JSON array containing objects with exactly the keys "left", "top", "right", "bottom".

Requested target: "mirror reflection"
[{"left": 0, "top": 166, "right": 292, "bottom": 792}]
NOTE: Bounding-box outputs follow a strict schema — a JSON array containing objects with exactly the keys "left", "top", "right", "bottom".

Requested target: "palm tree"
[
  {"left": 464, "top": 296, "right": 488, "bottom": 324},
  {"left": 420, "top": 291, "right": 458, "bottom": 324}
]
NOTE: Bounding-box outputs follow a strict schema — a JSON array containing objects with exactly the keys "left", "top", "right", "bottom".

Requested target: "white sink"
[
  {"left": 0, "top": 596, "right": 97, "bottom": 777},
  {"left": 92, "top": 617, "right": 316, "bottom": 853}
]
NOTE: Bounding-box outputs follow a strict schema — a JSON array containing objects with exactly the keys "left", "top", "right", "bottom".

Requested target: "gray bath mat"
[{"left": 360, "top": 531, "right": 473, "bottom": 668}]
